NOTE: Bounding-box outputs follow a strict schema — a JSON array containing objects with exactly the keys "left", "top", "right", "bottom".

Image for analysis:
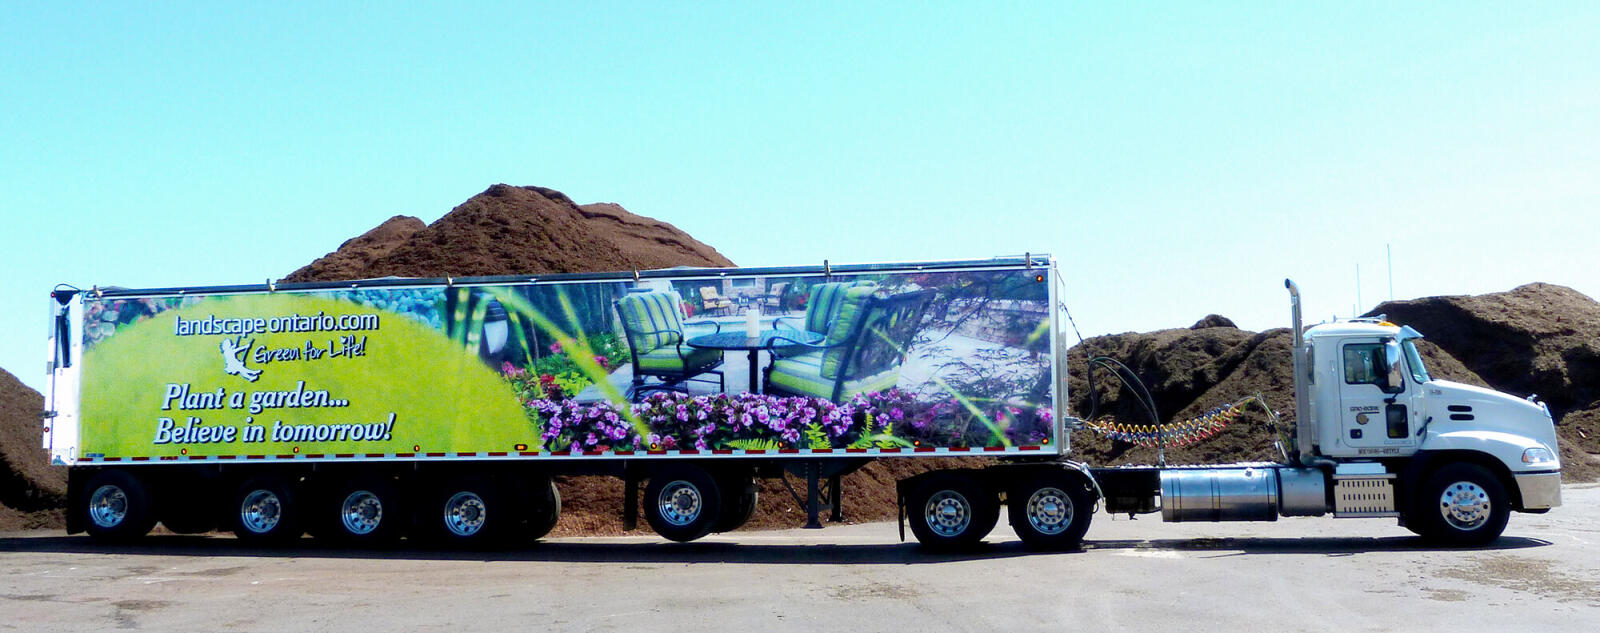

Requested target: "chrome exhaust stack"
[{"left": 1285, "top": 279, "right": 1314, "bottom": 465}]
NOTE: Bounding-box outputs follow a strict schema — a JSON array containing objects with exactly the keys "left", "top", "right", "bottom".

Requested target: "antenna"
[
  {"left": 1355, "top": 262, "right": 1362, "bottom": 316},
  {"left": 1387, "top": 243, "right": 1394, "bottom": 301}
]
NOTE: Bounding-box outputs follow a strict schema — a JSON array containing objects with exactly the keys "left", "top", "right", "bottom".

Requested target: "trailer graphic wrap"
[
  {"left": 79, "top": 292, "right": 533, "bottom": 459},
  {"left": 74, "top": 264, "right": 1057, "bottom": 460}
]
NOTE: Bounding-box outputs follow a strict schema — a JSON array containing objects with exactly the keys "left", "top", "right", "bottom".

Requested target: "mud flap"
[{"left": 896, "top": 483, "right": 906, "bottom": 542}]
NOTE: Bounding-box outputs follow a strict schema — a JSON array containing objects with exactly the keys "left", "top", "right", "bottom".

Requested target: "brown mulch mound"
[
  {"left": 285, "top": 215, "right": 427, "bottom": 282},
  {"left": 0, "top": 367, "right": 67, "bottom": 531},
  {"left": 1554, "top": 404, "right": 1600, "bottom": 483},
  {"left": 283, "top": 185, "right": 732, "bottom": 282}
]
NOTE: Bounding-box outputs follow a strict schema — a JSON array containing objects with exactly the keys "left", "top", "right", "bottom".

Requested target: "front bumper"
[{"left": 1514, "top": 471, "right": 1562, "bottom": 510}]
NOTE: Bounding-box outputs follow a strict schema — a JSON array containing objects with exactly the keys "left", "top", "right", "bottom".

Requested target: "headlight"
[{"left": 1522, "top": 447, "right": 1556, "bottom": 465}]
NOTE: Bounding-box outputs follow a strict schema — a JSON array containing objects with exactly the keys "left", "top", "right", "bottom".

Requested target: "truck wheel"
[
  {"left": 907, "top": 472, "right": 998, "bottom": 551},
  {"left": 644, "top": 465, "right": 723, "bottom": 542},
  {"left": 82, "top": 470, "right": 156, "bottom": 543},
  {"left": 324, "top": 477, "right": 406, "bottom": 544},
  {"left": 1412, "top": 463, "right": 1510, "bottom": 547},
  {"left": 231, "top": 476, "right": 303, "bottom": 544},
  {"left": 524, "top": 476, "right": 562, "bottom": 542},
  {"left": 712, "top": 476, "right": 758, "bottom": 533},
  {"left": 422, "top": 476, "right": 512, "bottom": 547},
  {"left": 1008, "top": 470, "right": 1094, "bottom": 550}
]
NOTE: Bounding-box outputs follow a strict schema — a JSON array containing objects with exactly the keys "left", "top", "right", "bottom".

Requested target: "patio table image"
[{"left": 687, "top": 329, "right": 824, "bottom": 393}]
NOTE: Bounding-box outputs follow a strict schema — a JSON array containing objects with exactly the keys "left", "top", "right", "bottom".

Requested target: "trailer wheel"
[
  {"left": 906, "top": 472, "right": 998, "bottom": 551},
  {"left": 712, "top": 475, "right": 758, "bottom": 533},
  {"left": 524, "top": 476, "right": 562, "bottom": 542},
  {"left": 323, "top": 477, "right": 406, "bottom": 544},
  {"left": 644, "top": 465, "right": 723, "bottom": 542},
  {"left": 82, "top": 470, "right": 156, "bottom": 543},
  {"left": 1008, "top": 470, "right": 1094, "bottom": 550},
  {"left": 1412, "top": 463, "right": 1510, "bottom": 547},
  {"left": 421, "top": 476, "right": 514, "bottom": 547},
  {"left": 230, "top": 476, "right": 303, "bottom": 544}
]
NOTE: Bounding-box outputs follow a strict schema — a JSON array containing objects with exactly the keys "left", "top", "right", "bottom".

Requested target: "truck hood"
[{"left": 1421, "top": 379, "right": 1561, "bottom": 470}]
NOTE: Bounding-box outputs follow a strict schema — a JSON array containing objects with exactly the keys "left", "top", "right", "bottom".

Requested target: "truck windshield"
[{"left": 1402, "top": 339, "right": 1431, "bottom": 384}]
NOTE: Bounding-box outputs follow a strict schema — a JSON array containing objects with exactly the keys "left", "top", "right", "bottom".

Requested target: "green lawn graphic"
[{"left": 79, "top": 294, "right": 534, "bottom": 457}]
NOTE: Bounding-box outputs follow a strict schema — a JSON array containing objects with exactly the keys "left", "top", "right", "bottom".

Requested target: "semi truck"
[{"left": 41, "top": 256, "right": 1562, "bottom": 550}]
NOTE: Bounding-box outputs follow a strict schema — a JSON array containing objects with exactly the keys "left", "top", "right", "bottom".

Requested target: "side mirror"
[{"left": 1383, "top": 339, "right": 1405, "bottom": 393}]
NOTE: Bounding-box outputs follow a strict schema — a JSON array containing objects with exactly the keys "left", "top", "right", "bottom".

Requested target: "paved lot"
[{"left": 3, "top": 485, "right": 1596, "bottom": 633}]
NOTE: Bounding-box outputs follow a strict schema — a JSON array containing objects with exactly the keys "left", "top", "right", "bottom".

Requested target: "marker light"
[{"left": 1522, "top": 447, "right": 1556, "bottom": 465}]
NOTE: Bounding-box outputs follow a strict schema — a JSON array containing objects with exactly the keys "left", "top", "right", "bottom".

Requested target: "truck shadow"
[
  {"left": 0, "top": 533, "right": 1549, "bottom": 564},
  {"left": 1085, "top": 535, "right": 1551, "bottom": 556}
]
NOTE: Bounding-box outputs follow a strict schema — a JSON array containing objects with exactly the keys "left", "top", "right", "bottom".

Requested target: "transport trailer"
[
  {"left": 42, "top": 257, "right": 1561, "bottom": 551},
  {"left": 45, "top": 256, "right": 1092, "bottom": 548}
]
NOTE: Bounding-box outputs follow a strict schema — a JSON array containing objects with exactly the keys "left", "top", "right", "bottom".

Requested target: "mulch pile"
[
  {"left": 0, "top": 368, "right": 66, "bottom": 531},
  {"left": 3, "top": 184, "right": 1595, "bottom": 534},
  {"left": 283, "top": 185, "right": 733, "bottom": 282}
]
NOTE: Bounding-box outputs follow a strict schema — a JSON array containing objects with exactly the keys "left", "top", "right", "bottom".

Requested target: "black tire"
[
  {"left": 1008, "top": 469, "right": 1095, "bottom": 550},
  {"left": 321, "top": 476, "right": 407, "bottom": 545},
  {"left": 712, "top": 476, "right": 758, "bottom": 533},
  {"left": 1411, "top": 463, "right": 1510, "bottom": 547},
  {"left": 229, "top": 476, "right": 303, "bottom": 545},
  {"left": 644, "top": 464, "right": 723, "bottom": 542},
  {"left": 81, "top": 470, "right": 157, "bottom": 543},
  {"left": 906, "top": 472, "right": 999, "bottom": 551},
  {"left": 523, "top": 476, "right": 562, "bottom": 542},
  {"left": 420, "top": 476, "right": 514, "bottom": 548}
]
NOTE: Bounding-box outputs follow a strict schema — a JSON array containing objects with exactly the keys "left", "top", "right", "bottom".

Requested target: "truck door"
[{"left": 1336, "top": 339, "right": 1418, "bottom": 455}]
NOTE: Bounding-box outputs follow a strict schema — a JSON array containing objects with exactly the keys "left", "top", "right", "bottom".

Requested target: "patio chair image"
[
  {"left": 615, "top": 290, "right": 725, "bottom": 400},
  {"left": 763, "top": 287, "right": 933, "bottom": 403},
  {"left": 759, "top": 281, "right": 790, "bottom": 314},
  {"left": 698, "top": 286, "right": 735, "bottom": 316},
  {"left": 772, "top": 281, "right": 875, "bottom": 334}
]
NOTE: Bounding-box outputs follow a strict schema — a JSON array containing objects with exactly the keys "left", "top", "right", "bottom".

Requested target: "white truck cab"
[{"left": 1302, "top": 318, "right": 1563, "bottom": 513}]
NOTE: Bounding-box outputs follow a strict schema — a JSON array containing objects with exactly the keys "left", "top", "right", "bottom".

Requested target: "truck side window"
[{"left": 1343, "top": 344, "right": 1385, "bottom": 387}]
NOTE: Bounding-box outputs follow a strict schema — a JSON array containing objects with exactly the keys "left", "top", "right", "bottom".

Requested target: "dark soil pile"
[
  {"left": 1551, "top": 405, "right": 1600, "bottom": 483},
  {"left": 0, "top": 368, "right": 66, "bottom": 531},
  {"left": 286, "top": 215, "right": 427, "bottom": 282},
  {"left": 283, "top": 185, "right": 732, "bottom": 282}
]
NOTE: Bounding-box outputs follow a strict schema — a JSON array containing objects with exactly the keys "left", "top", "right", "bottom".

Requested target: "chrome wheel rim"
[
  {"left": 88, "top": 484, "right": 128, "bottom": 529},
  {"left": 240, "top": 489, "right": 283, "bottom": 534},
  {"left": 443, "top": 492, "right": 488, "bottom": 537},
  {"left": 1026, "top": 487, "right": 1072, "bottom": 535},
  {"left": 924, "top": 490, "right": 972, "bottom": 537},
  {"left": 1439, "top": 481, "right": 1491, "bottom": 531},
  {"left": 340, "top": 490, "right": 384, "bottom": 535},
  {"left": 657, "top": 480, "right": 702, "bottom": 527}
]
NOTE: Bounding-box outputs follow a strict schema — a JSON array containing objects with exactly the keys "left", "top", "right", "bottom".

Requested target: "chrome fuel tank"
[{"left": 1160, "top": 467, "right": 1279, "bottom": 522}]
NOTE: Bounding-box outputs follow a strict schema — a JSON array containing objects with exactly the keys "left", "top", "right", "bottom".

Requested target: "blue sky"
[{"left": 3, "top": 2, "right": 1597, "bottom": 393}]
